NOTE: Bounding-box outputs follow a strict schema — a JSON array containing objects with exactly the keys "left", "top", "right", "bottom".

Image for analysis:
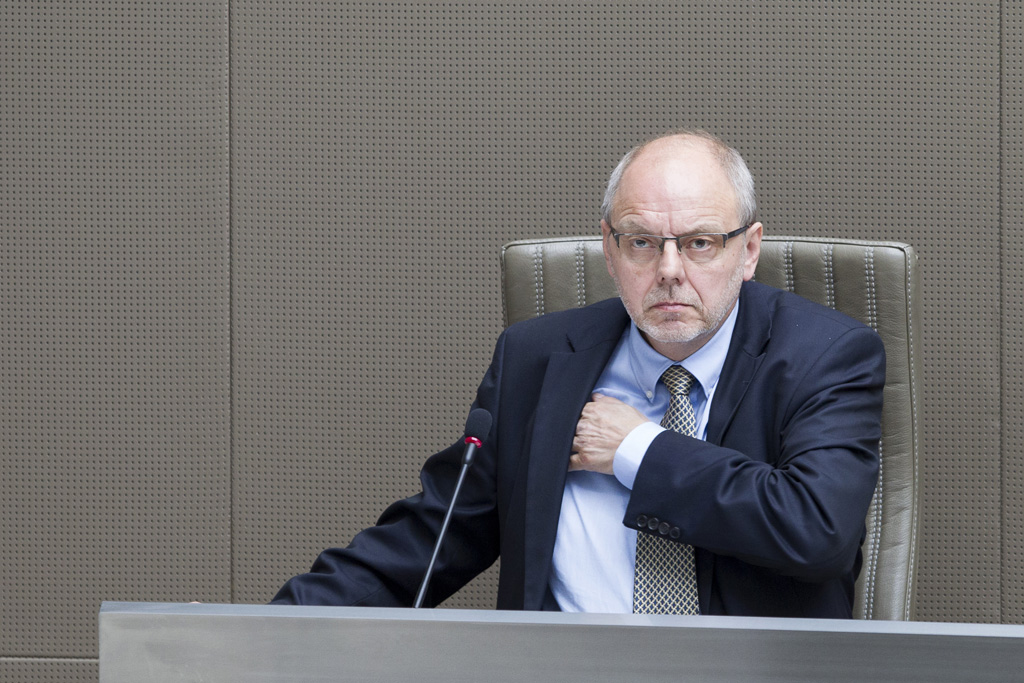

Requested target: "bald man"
[{"left": 273, "top": 131, "right": 884, "bottom": 618}]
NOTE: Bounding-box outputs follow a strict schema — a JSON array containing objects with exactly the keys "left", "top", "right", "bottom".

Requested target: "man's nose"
[{"left": 656, "top": 243, "right": 688, "bottom": 283}]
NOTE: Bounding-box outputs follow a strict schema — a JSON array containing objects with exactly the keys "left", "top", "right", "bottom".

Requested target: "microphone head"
[{"left": 464, "top": 408, "right": 493, "bottom": 442}]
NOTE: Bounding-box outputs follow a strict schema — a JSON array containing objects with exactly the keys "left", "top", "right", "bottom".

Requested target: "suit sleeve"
[
  {"left": 625, "top": 324, "right": 885, "bottom": 582},
  {"left": 270, "top": 333, "right": 506, "bottom": 607}
]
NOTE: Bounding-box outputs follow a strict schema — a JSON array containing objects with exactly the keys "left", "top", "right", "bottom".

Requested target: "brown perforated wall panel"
[
  {"left": 2, "top": 1, "right": 1022, "bottom": 680},
  {"left": 230, "top": 1, "right": 512, "bottom": 607},
  {"left": 0, "top": 0, "right": 230, "bottom": 678},
  {"left": 1003, "top": 0, "right": 1024, "bottom": 625},
  {"left": 0, "top": 662, "right": 96, "bottom": 683}
]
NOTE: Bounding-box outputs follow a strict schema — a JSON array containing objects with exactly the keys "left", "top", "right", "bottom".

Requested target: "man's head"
[{"left": 601, "top": 131, "right": 763, "bottom": 361}]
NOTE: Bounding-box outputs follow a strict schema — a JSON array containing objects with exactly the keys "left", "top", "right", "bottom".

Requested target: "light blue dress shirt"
[{"left": 548, "top": 302, "right": 739, "bottom": 613}]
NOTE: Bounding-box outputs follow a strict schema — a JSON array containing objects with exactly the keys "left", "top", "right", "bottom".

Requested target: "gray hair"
[{"left": 600, "top": 130, "right": 758, "bottom": 227}]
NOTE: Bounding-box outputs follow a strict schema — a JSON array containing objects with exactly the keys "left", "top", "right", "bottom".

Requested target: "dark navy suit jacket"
[{"left": 273, "top": 280, "right": 885, "bottom": 618}]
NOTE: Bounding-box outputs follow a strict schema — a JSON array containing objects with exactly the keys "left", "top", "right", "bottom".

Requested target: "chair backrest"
[{"left": 501, "top": 235, "right": 922, "bottom": 621}]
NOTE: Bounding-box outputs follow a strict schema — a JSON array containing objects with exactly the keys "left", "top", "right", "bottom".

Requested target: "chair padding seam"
[
  {"left": 825, "top": 243, "right": 835, "bottom": 309},
  {"left": 533, "top": 244, "right": 544, "bottom": 317},
  {"left": 784, "top": 241, "right": 794, "bottom": 292},
  {"left": 575, "top": 241, "right": 586, "bottom": 308},
  {"left": 904, "top": 249, "right": 920, "bottom": 620},
  {"left": 865, "top": 247, "right": 878, "bottom": 332},
  {"left": 864, "top": 246, "right": 882, "bottom": 620}
]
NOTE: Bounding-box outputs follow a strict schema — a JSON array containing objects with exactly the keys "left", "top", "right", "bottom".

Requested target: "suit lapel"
[
  {"left": 699, "top": 281, "right": 773, "bottom": 613},
  {"left": 705, "top": 281, "right": 772, "bottom": 445},
  {"left": 520, "top": 304, "right": 627, "bottom": 609}
]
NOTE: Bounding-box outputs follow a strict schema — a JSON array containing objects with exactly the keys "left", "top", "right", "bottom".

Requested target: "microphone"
[{"left": 413, "top": 408, "right": 492, "bottom": 608}]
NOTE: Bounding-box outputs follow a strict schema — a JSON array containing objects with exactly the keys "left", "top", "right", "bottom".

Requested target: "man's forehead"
[
  {"left": 613, "top": 212, "right": 729, "bottom": 234},
  {"left": 613, "top": 147, "right": 736, "bottom": 220}
]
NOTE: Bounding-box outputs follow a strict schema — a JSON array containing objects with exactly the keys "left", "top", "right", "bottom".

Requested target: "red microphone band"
[{"left": 464, "top": 436, "right": 483, "bottom": 448}]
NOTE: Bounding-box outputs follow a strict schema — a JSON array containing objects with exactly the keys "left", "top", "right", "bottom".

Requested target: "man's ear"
[
  {"left": 742, "top": 222, "right": 763, "bottom": 281},
  {"left": 601, "top": 220, "right": 616, "bottom": 279}
]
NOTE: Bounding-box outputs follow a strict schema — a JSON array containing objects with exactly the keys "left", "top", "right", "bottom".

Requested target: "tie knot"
[{"left": 661, "top": 365, "right": 696, "bottom": 396}]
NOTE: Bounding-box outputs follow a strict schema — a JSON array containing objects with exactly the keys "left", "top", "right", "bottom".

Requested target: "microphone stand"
[{"left": 412, "top": 434, "right": 482, "bottom": 608}]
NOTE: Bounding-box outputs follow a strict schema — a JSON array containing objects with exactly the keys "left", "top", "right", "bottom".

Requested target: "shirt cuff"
[{"left": 613, "top": 421, "right": 666, "bottom": 490}]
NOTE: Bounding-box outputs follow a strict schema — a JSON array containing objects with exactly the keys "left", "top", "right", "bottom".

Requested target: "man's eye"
[
  {"left": 685, "top": 237, "right": 714, "bottom": 251},
  {"left": 629, "top": 237, "right": 656, "bottom": 249}
]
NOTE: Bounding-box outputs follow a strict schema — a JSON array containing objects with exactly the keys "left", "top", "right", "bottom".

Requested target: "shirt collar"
[{"left": 626, "top": 299, "right": 740, "bottom": 402}]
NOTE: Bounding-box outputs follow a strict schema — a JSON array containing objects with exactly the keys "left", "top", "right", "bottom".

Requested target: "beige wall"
[{"left": 2, "top": 1, "right": 1022, "bottom": 679}]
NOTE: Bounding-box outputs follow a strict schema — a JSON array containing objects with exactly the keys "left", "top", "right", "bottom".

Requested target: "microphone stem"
[{"left": 413, "top": 450, "right": 474, "bottom": 608}]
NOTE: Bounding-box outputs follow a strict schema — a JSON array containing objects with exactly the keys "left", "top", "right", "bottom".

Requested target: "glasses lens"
[
  {"left": 680, "top": 234, "right": 726, "bottom": 263},
  {"left": 620, "top": 234, "right": 661, "bottom": 262}
]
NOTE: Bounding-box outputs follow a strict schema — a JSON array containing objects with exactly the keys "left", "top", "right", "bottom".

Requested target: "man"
[{"left": 272, "top": 131, "right": 885, "bottom": 618}]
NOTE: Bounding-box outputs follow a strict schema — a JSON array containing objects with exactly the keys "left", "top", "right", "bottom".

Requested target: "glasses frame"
[{"left": 608, "top": 223, "right": 751, "bottom": 262}]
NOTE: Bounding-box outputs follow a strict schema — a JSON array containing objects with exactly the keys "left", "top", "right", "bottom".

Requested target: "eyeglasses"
[{"left": 608, "top": 224, "right": 751, "bottom": 264}]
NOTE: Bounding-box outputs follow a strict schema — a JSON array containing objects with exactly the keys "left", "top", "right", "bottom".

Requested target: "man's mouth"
[{"left": 650, "top": 301, "right": 693, "bottom": 312}]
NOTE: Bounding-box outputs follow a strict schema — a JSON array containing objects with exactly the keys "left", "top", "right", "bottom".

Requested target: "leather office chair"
[{"left": 501, "top": 235, "right": 921, "bottom": 621}]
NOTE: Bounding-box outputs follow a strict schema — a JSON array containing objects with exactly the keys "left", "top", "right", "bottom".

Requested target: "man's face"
[{"left": 602, "top": 139, "right": 762, "bottom": 361}]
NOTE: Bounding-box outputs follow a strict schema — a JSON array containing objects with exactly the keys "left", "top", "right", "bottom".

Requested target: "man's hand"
[{"left": 569, "top": 393, "right": 650, "bottom": 474}]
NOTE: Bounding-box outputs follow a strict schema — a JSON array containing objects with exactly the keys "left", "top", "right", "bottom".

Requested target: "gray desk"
[{"left": 99, "top": 602, "right": 1024, "bottom": 682}]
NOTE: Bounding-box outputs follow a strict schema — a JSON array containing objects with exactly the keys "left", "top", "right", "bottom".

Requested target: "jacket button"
[
  {"left": 636, "top": 515, "right": 648, "bottom": 528},
  {"left": 647, "top": 517, "right": 660, "bottom": 530},
  {"left": 669, "top": 527, "right": 681, "bottom": 539},
  {"left": 658, "top": 522, "right": 670, "bottom": 535}
]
